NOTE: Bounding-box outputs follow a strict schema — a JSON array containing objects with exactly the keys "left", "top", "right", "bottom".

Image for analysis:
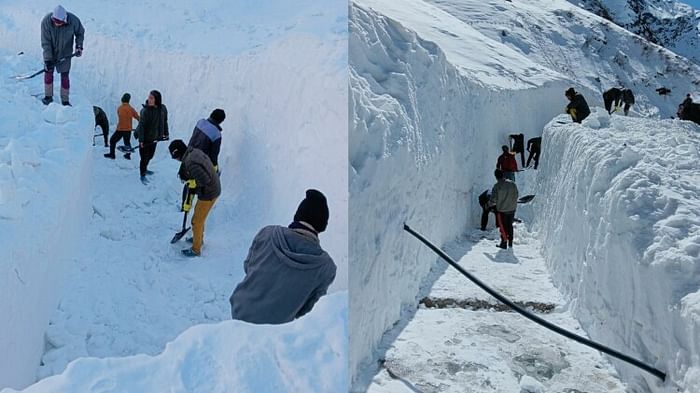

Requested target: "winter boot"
[
  {"left": 104, "top": 153, "right": 115, "bottom": 159},
  {"left": 182, "top": 248, "right": 200, "bottom": 257},
  {"left": 145, "top": 170, "right": 154, "bottom": 175},
  {"left": 497, "top": 241, "right": 507, "bottom": 249},
  {"left": 140, "top": 175, "right": 148, "bottom": 185},
  {"left": 123, "top": 153, "right": 131, "bottom": 160},
  {"left": 60, "top": 87, "right": 70, "bottom": 107},
  {"left": 508, "top": 240, "right": 513, "bottom": 248},
  {"left": 41, "top": 96, "right": 53, "bottom": 105}
]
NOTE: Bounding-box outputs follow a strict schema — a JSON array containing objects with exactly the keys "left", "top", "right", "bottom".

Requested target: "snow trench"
[
  {"left": 534, "top": 111, "right": 700, "bottom": 392},
  {"left": 0, "top": 6, "right": 347, "bottom": 390},
  {"left": 349, "top": 3, "right": 569, "bottom": 386}
]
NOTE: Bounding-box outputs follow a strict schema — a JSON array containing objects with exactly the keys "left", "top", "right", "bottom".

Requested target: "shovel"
[
  {"left": 11, "top": 53, "right": 77, "bottom": 80},
  {"left": 170, "top": 185, "right": 193, "bottom": 243},
  {"left": 518, "top": 194, "right": 535, "bottom": 204}
]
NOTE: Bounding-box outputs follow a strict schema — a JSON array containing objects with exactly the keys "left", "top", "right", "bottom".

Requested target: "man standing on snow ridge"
[
  {"left": 229, "top": 189, "right": 337, "bottom": 324},
  {"left": 489, "top": 169, "right": 519, "bottom": 249},
  {"left": 40, "top": 5, "right": 84, "bottom": 106},
  {"left": 565, "top": 87, "right": 590, "bottom": 123},
  {"left": 187, "top": 109, "right": 225, "bottom": 174}
]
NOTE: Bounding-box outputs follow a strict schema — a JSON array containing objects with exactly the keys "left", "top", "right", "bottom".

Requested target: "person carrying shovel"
[
  {"left": 168, "top": 139, "right": 220, "bottom": 257},
  {"left": 40, "top": 5, "right": 84, "bottom": 106}
]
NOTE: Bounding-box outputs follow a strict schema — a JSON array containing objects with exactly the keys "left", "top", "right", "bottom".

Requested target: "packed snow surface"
[{"left": 0, "top": 0, "right": 347, "bottom": 390}]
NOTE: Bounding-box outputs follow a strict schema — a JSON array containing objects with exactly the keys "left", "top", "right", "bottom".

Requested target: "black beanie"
[
  {"left": 565, "top": 87, "right": 576, "bottom": 97},
  {"left": 121, "top": 93, "right": 131, "bottom": 103},
  {"left": 168, "top": 139, "right": 187, "bottom": 160},
  {"left": 294, "top": 189, "right": 329, "bottom": 233},
  {"left": 210, "top": 108, "right": 226, "bottom": 125}
]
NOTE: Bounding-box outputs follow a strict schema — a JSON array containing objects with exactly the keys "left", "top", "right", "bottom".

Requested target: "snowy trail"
[
  {"left": 38, "top": 144, "right": 248, "bottom": 379},
  {"left": 364, "top": 226, "right": 627, "bottom": 392}
]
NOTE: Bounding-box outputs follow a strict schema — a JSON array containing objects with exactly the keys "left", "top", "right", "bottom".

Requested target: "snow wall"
[
  {"left": 0, "top": 56, "right": 93, "bottom": 389},
  {"left": 349, "top": 4, "right": 570, "bottom": 386},
  {"left": 533, "top": 111, "right": 700, "bottom": 392},
  {"left": 0, "top": 2, "right": 347, "bottom": 390}
]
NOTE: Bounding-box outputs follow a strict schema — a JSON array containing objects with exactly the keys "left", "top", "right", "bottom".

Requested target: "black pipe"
[{"left": 403, "top": 223, "right": 666, "bottom": 381}]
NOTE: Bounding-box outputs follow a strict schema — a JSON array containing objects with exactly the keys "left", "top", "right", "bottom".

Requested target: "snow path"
[
  {"left": 364, "top": 226, "right": 628, "bottom": 392},
  {"left": 38, "top": 144, "right": 247, "bottom": 379}
]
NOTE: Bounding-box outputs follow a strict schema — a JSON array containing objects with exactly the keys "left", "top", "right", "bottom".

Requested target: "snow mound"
[
  {"left": 534, "top": 113, "right": 700, "bottom": 392},
  {"left": 1, "top": 292, "right": 348, "bottom": 393}
]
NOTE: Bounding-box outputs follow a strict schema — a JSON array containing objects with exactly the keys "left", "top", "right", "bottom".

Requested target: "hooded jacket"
[
  {"left": 566, "top": 94, "right": 591, "bottom": 123},
  {"left": 230, "top": 225, "right": 336, "bottom": 324},
  {"left": 179, "top": 147, "right": 221, "bottom": 201},
  {"left": 41, "top": 12, "right": 84, "bottom": 73},
  {"left": 490, "top": 178, "right": 519, "bottom": 213},
  {"left": 497, "top": 152, "right": 518, "bottom": 172}
]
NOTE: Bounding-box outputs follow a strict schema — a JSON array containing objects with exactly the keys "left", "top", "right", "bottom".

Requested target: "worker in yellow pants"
[
  {"left": 191, "top": 197, "right": 217, "bottom": 255},
  {"left": 169, "top": 139, "right": 221, "bottom": 257}
]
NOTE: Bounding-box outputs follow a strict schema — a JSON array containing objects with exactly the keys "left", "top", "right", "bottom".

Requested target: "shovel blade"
[
  {"left": 518, "top": 194, "right": 535, "bottom": 204},
  {"left": 170, "top": 227, "right": 191, "bottom": 244}
]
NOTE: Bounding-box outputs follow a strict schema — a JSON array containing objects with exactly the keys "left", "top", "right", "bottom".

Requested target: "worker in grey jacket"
[
  {"left": 40, "top": 5, "right": 84, "bottom": 106},
  {"left": 489, "top": 169, "right": 519, "bottom": 249},
  {"left": 169, "top": 140, "right": 221, "bottom": 257},
  {"left": 230, "top": 189, "right": 337, "bottom": 324}
]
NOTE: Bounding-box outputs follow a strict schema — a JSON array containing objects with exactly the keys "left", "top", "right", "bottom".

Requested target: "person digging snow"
[
  {"left": 526, "top": 136, "right": 541, "bottom": 169},
  {"left": 564, "top": 87, "right": 590, "bottom": 123},
  {"left": 40, "top": 5, "right": 84, "bottom": 106},
  {"left": 489, "top": 169, "right": 519, "bottom": 249},
  {"left": 104, "top": 93, "right": 140, "bottom": 160},
  {"left": 229, "top": 189, "right": 337, "bottom": 324},
  {"left": 93, "top": 106, "right": 109, "bottom": 147},
  {"left": 187, "top": 109, "right": 225, "bottom": 173},
  {"left": 168, "top": 139, "right": 220, "bottom": 257}
]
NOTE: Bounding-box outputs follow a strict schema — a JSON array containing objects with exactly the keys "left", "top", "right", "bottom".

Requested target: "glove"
[
  {"left": 44, "top": 60, "right": 54, "bottom": 72},
  {"left": 214, "top": 165, "right": 220, "bottom": 176},
  {"left": 186, "top": 179, "right": 197, "bottom": 189},
  {"left": 182, "top": 193, "right": 193, "bottom": 212},
  {"left": 75, "top": 47, "right": 83, "bottom": 57}
]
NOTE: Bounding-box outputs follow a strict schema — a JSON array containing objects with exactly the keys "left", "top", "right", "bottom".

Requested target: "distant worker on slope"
[
  {"left": 40, "top": 5, "right": 84, "bottom": 106},
  {"left": 229, "top": 189, "right": 337, "bottom": 324},
  {"left": 603, "top": 87, "right": 635, "bottom": 116},
  {"left": 489, "top": 169, "right": 519, "bottom": 249},
  {"left": 509, "top": 133, "right": 525, "bottom": 167},
  {"left": 93, "top": 106, "right": 109, "bottom": 148},
  {"left": 187, "top": 109, "right": 225, "bottom": 174},
  {"left": 526, "top": 136, "right": 541, "bottom": 169},
  {"left": 564, "top": 87, "right": 590, "bottom": 123},
  {"left": 496, "top": 145, "right": 518, "bottom": 181},
  {"left": 104, "top": 93, "right": 140, "bottom": 160}
]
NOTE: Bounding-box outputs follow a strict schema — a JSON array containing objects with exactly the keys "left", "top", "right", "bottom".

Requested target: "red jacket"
[{"left": 497, "top": 152, "right": 518, "bottom": 172}]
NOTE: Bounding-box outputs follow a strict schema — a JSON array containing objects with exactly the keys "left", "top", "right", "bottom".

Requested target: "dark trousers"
[
  {"left": 139, "top": 142, "right": 157, "bottom": 176},
  {"left": 481, "top": 206, "right": 495, "bottom": 230},
  {"left": 496, "top": 211, "right": 515, "bottom": 245},
  {"left": 96, "top": 121, "right": 109, "bottom": 147},
  {"left": 109, "top": 130, "right": 132, "bottom": 155},
  {"left": 526, "top": 149, "right": 540, "bottom": 169}
]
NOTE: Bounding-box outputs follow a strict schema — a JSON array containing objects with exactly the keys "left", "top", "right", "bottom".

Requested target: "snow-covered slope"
[
  {"left": 0, "top": 0, "right": 347, "bottom": 390},
  {"left": 570, "top": 0, "right": 700, "bottom": 66},
  {"left": 1, "top": 293, "right": 347, "bottom": 393},
  {"left": 350, "top": 0, "right": 700, "bottom": 389}
]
